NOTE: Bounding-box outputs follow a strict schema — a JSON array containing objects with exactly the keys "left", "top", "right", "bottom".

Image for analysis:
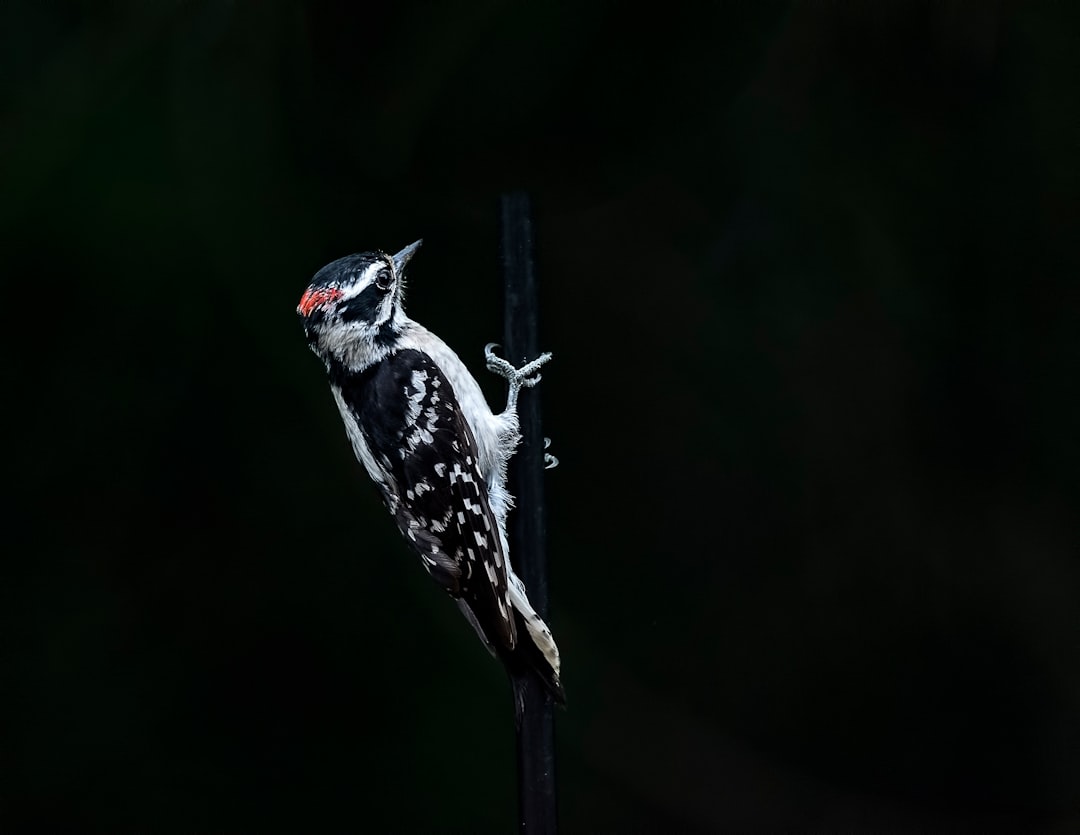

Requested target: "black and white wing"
[{"left": 334, "top": 348, "right": 517, "bottom": 652}]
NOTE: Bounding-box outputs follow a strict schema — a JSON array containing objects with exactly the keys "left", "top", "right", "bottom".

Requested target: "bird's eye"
[{"left": 374, "top": 268, "right": 394, "bottom": 291}]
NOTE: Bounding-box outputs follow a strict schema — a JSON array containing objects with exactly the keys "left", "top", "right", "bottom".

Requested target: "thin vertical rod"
[{"left": 500, "top": 191, "right": 557, "bottom": 835}]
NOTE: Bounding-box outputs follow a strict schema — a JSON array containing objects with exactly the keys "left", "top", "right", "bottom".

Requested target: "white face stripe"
[
  {"left": 314, "top": 258, "right": 403, "bottom": 365},
  {"left": 339, "top": 260, "right": 390, "bottom": 301},
  {"left": 336, "top": 259, "right": 397, "bottom": 327}
]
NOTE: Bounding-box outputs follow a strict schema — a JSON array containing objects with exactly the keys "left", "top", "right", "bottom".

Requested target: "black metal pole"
[{"left": 499, "top": 191, "right": 557, "bottom": 835}]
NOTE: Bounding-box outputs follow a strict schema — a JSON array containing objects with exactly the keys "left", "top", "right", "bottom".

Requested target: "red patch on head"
[{"left": 298, "top": 286, "right": 343, "bottom": 317}]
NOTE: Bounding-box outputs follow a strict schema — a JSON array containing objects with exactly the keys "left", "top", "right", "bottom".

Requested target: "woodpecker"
[{"left": 297, "top": 240, "right": 563, "bottom": 715}]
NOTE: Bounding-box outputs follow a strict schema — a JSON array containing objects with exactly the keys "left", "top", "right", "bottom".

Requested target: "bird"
[{"left": 297, "top": 240, "right": 563, "bottom": 717}]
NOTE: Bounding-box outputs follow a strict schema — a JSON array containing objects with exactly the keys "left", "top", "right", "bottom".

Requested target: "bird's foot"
[{"left": 484, "top": 344, "right": 552, "bottom": 409}]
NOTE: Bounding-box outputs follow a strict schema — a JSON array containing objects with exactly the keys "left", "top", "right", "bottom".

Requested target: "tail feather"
[
  {"left": 509, "top": 666, "right": 564, "bottom": 730},
  {"left": 506, "top": 570, "right": 561, "bottom": 684},
  {"left": 503, "top": 605, "right": 564, "bottom": 729},
  {"left": 458, "top": 591, "right": 564, "bottom": 717}
]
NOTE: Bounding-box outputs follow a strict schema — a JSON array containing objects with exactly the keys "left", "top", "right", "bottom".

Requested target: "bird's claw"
[
  {"left": 485, "top": 344, "right": 552, "bottom": 408},
  {"left": 543, "top": 437, "right": 558, "bottom": 469}
]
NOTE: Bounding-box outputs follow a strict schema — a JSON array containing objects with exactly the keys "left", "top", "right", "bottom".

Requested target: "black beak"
[{"left": 392, "top": 240, "right": 422, "bottom": 273}]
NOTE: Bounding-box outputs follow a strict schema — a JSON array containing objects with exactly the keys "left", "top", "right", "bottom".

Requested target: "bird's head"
[{"left": 298, "top": 240, "right": 421, "bottom": 367}]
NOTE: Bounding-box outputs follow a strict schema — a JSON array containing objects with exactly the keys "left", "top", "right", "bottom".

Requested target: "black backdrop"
[{"left": 4, "top": 2, "right": 1079, "bottom": 831}]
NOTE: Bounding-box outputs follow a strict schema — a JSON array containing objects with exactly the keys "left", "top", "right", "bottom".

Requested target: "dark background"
[{"left": 4, "top": 2, "right": 1079, "bottom": 831}]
